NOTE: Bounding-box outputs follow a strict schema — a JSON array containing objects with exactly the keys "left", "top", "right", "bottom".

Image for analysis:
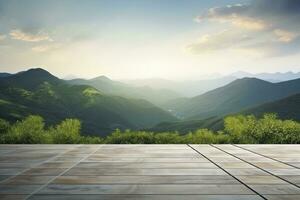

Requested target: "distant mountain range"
[
  {"left": 68, "top": 76, "right": 181, "bottom": 106},
  {"left": 124, "top": 71, "right": 300, "bottom": 97},
  {"left": 124, "top": 77, "right": 236, "bottom": 97},
  {"left": 230, "top": 71, "right": 300, "bottom": 82},
  {"left": 0, "top": 68, "right": 176, "bottom": 135},
  {"left": 163, "top": 77, "right": 300, "bottom": 120}
]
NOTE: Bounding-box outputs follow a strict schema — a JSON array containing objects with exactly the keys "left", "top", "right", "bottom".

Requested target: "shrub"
[
  {"left": 51, "top": 119, "right": 82, "bottom": 144},
  {"left": 105, "top": 129, "right": 155, "bottom": 144},
  {"left": 0, "top": 113, "right": 299, "bottom": 144},
  {"left": 0, "top": 119, "right": 10, "bottom": 134},
  {"left": 78, "top": 135, "right": 103, "bottom": 144},
  {"left": 184, "top": 129, "right": 230, "bottom": 144},
  {"left": 154, "top": 132, "right": 183, "bottom": 144},
  {"left": 224, "top": 115, "right": 257, "bottom": 143},
  {"left": 4, "top": 115, "right": 50, "bottom": 144},
  {"left": 251, "top": 114, "right": 300, "bottom": 144}
]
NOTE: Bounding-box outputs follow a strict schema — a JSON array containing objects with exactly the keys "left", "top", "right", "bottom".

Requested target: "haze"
[{"left": 0, "top": 0, "right": 299, "bottom": 80}]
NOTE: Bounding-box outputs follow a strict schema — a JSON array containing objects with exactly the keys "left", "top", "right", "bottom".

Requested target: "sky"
[{"left": 0, "top": 0, "right": 300, "bottom": 80}]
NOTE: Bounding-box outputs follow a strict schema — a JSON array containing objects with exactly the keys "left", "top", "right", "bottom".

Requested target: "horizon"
[
  {"left": 1, "top": 67, "right": 300, "bottom": 81},
  {"left": 0, "top": 0, "right": 300, "bottom": 79}
]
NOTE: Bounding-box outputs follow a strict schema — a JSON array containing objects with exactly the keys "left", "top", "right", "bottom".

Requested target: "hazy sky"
[{"left": 0, "top": 0, "right": 300, "bottom": 79}]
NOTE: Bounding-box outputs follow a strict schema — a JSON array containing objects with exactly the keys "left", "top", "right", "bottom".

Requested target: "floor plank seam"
[
  {"left": 211, "top": 144, "right": 300, "bottom": 191},
  {"left": 233, "top": 144, "right": 300, "bottom": 169},
  {"left": 187, "top": 144, "right": 267, "bottom": 200},
  {"left": 0, "top": 145, "right": 81, "bottom": 185},
  {"left": 24, "top": 145, "right": 102, "bottom": 200}
]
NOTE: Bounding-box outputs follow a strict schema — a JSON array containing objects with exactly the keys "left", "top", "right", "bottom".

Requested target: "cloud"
[
  {"left": 186, "top": 30, "right": 252, "bottom": 53},
  {"left": 190, "top": 0, "right": 300, "bottom": 56},
  {"left": 31, "top": 43, "right": 61, "bottom": 52},
  {"left": 195, "top": 4, "right": 267, "bottom": 31},
  {"left": 274, "top": 29, "right": 298, "bottom": 43},
  {"left": 10, "top": 29, "right": 52, "bottom": 42}
]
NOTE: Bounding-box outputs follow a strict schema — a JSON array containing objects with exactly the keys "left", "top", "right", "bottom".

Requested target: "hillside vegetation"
[
  {"left": 151, "top": 93, "right": 300, "bottom": 133},
  {"left": 0, "top": 68, "right": 176, "bottom": 135},
  {"left": 69, "top": 76, "right": 181, "bottom": 106},
  {"left": 1, "top": 113, "right": 299, "bottom": 144},
  {"left": 242, "top": 93, "right": 300, "bottom": 120}
]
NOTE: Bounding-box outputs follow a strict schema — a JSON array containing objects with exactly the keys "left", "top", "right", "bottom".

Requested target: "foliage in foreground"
[{"left": 0, "top": 113, "right": 299, "bottom": 144}]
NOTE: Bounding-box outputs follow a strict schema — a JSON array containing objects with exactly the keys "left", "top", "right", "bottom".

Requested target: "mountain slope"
[
  {"left": 148, "top": 117, "right": 223, "bottom": 134},
  {"left": 125, "top": 76, "right": 236, "bottom": 97},
  {"left": 0, "top": 73, "right": 11, "bottom": 78},
  {"left": 151, "top": 93, "right": 300, "bottom": 134},
  {"left": 164, "top": 78, "right": 300, "bottom": 119},
  {"left": 230, "top": 71, "right": 300, "bottom": 82},
  {"left": 242, "top": 93, "right": 300, "bottom": 121},
  {"left": 68, "top": 76, "right": 181, "bottom": 106},
  {"left": 0, "top": 68, "right": 177, "bottom": 135}
]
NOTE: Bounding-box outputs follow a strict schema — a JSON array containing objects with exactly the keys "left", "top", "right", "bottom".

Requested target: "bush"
[
  {"left": 78, "top": 135, "right": 103, "bottom": 144},
  {"left": 0, "top": 113, "right": 299, "bottom": 144},
  {"left": 3, "top": 115, "right": 50, "bottom": 144},
  {"left": 154, "top": 132, "right": 183, "bottom": 144},
  {"left": 51, "top": 119, "right": 82, "bottom": 144},
  {"left": 224, "top": 115, "right": 257, "bottom": 143},
  {"left": 224, "top": 113, "right": 300, "bottom": 144},
  {"left": 105, "top": 129, "right": 155, "bottom": 144},
  {"left": 251, "top": 114, "right": 300, "bottom": 144},
  {"left": 0, "top": 119, "right": 10, "bottom": 134},
  {"left": 184, "top": 129, "right": 230, "bottom": 144}
]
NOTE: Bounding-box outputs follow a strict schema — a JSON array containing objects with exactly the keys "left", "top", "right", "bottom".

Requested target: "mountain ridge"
[
  {"left": 0, "top": 68, "right": 177, "bottom": 135},
  {"left": 164, "top": 77, "right": 300, "bottom": 120},
  {"left": 68, "top": 76, "right": 181, "bottom": 106}
]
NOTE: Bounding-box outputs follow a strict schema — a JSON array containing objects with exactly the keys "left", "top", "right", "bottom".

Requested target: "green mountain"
[
  {"left": 151, "top": 93, "right": 300, "bottom": 133},
  {"left": 164, "top": 78, "right": 300, "bottom": 119},
  {"left": 0, "top": 68, "right": 176, "bottom": 135},
  {"left": 68, "top": 76, "right": 181, "bottom": 106},
  {"left": 242, "top": 93, "right": 300, "bottom": 121},
  {"left": 0, "top": 73, "right": 11, "bottom": 78}
]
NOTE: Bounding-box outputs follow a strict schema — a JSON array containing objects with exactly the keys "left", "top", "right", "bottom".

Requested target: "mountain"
[
  {"left": 0, "top": 68, "right": 62, "bottom": 90},
  {"left": 230, "top": 71, "right": 300, "bottom": 82},
  {"left": 164, "top": 78, "right": 300, "bottom": 120},
  {"left": 148, "top": 116, "right": 223, "bottom": 134},
  {"left": 68, "top": 76, "right": 181, "bottom": 106},
  {"left": 125, "top": 76, "right": 236, "bottom": 97},
  {"left": 0, "top": 68, "right": 177, "bottom": 135},
  {"left": 242, "top": 93, "right": 300, "bottom": 121},
  {"left": 0, "top": 73, "right": 11, "bottom": 78},
  {"left": 150, "top": 93, "right": 300, "bottom": 133},
  {"left": 124, "top": 71, "right": 300, "bottom": 97}
]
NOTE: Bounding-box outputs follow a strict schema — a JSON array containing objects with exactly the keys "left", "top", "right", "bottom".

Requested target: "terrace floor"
[{"left": 0, "top": 145, "right": 300, "bottom": 200}]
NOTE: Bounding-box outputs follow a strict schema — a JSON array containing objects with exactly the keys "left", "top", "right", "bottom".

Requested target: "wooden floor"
[{"left": 1, "top": 145, "right": 300, "bottom": 200}]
